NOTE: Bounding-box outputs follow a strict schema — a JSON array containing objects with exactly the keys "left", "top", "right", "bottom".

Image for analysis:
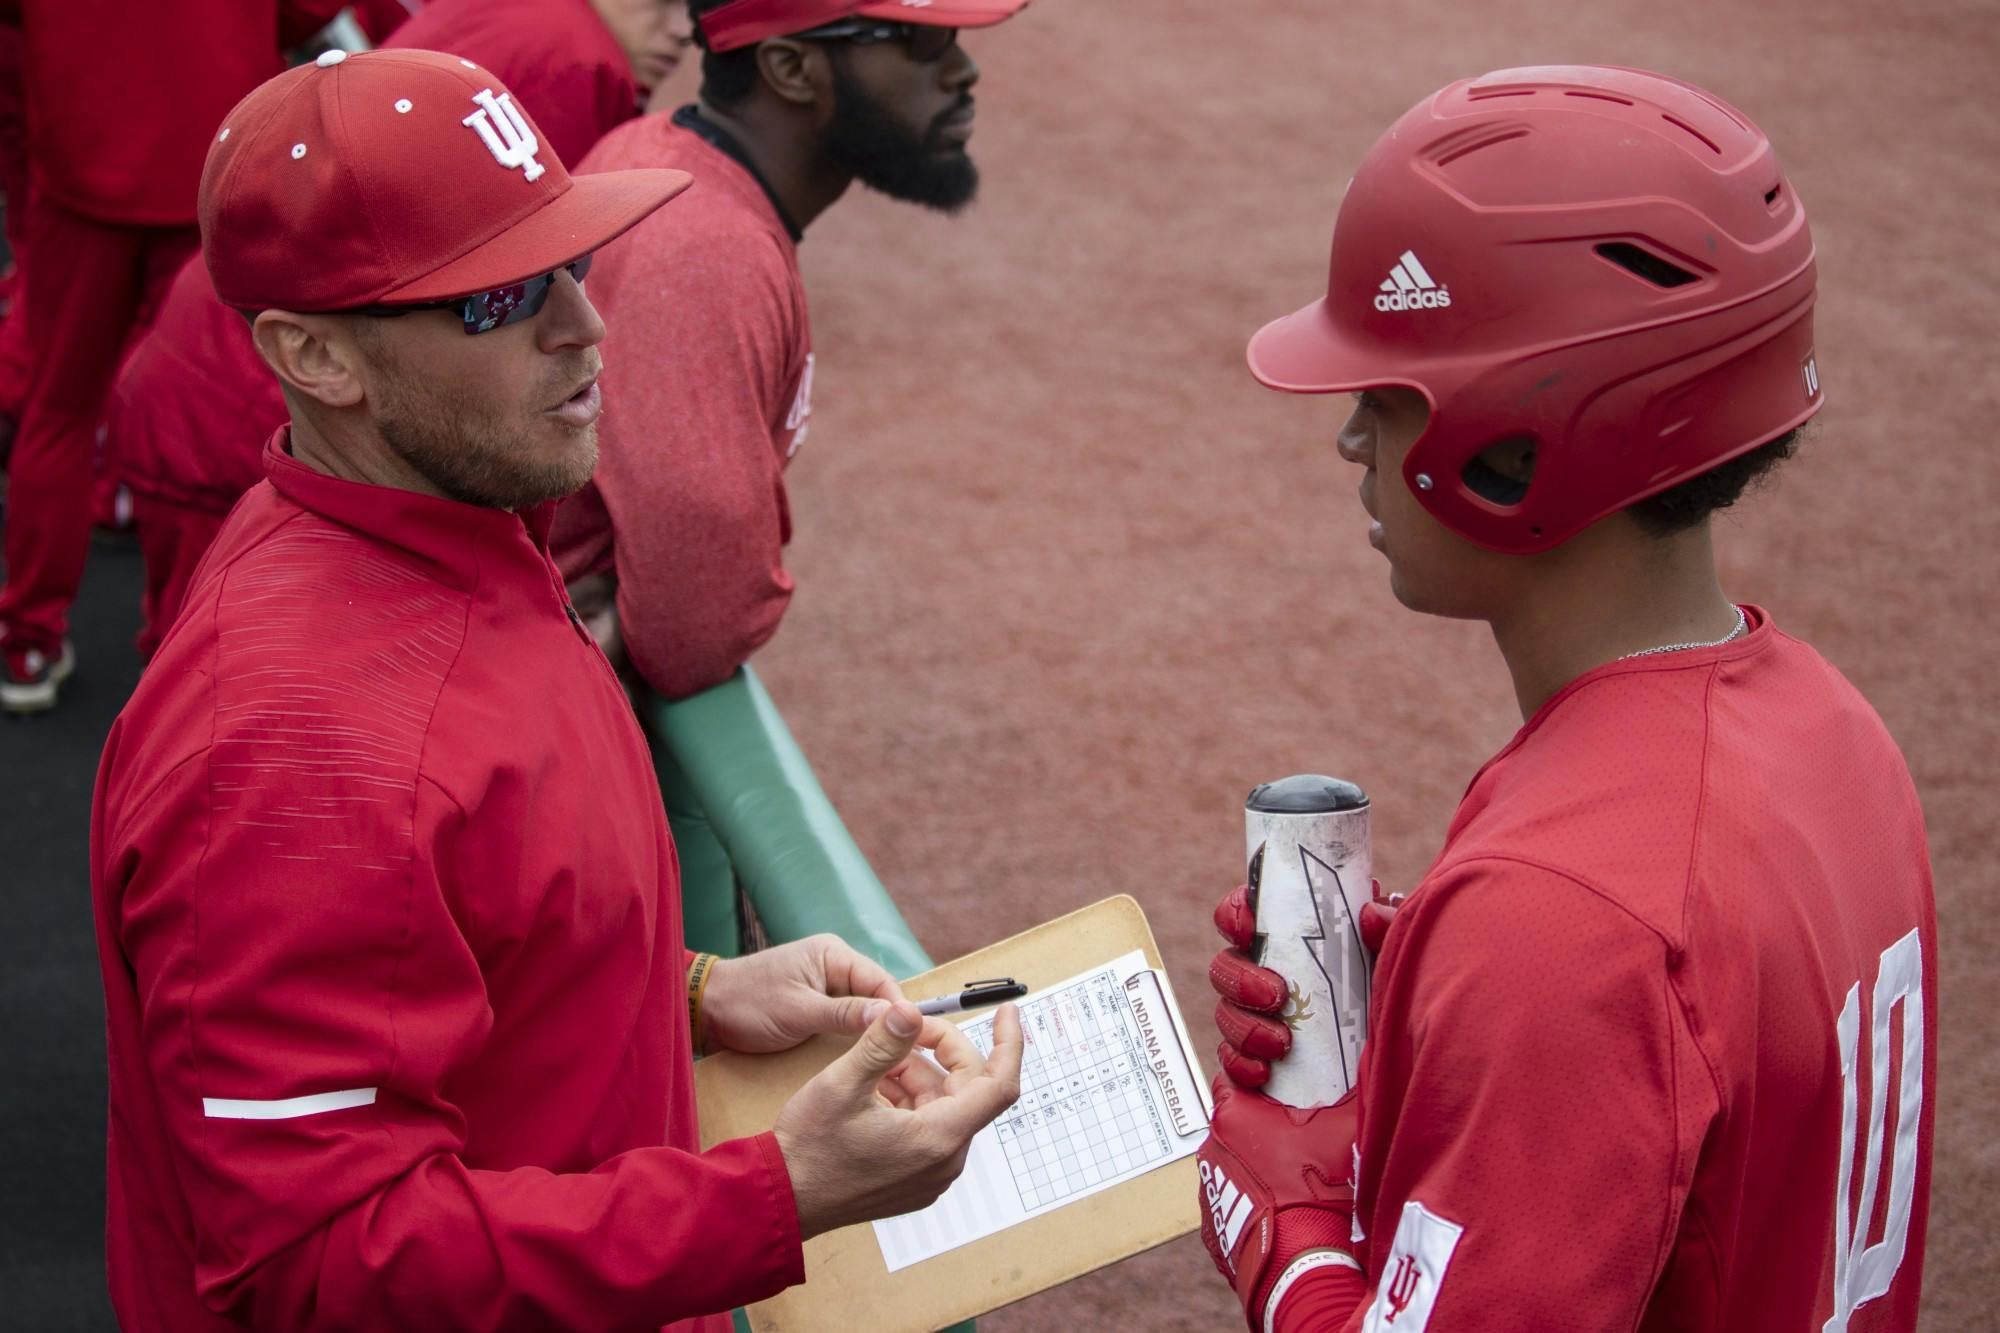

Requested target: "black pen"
[{"left": 916, "top": 978, "right": 1028, "bottom": 1016}]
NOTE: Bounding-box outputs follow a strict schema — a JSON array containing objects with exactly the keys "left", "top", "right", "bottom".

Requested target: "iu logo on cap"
[{"left": 462, "top": 88, "right": 545, "bottom": 183}]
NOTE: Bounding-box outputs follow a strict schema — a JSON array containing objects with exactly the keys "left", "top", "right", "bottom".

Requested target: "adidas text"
[
  {"left": 1375, "top": 249, "right": 1451, "bottom": 313},
  {"left": 1374, "top": 288, "right": 1451, "bottom": 312}
]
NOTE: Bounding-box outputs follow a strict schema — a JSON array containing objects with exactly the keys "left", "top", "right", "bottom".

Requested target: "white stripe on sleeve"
[{"left": 201, "top": 1086, "right": 378, "bottom": 1120}]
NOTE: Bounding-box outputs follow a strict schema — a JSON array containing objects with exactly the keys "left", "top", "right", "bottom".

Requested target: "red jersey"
[
  {"left": 1344, "top": 607, "right": 1935, "bottom": 1331},
  {"left": 353, "top": 0, "right": 425, "bottom": 44},
  {"left": 551, "top": 109, "right": 814, "bottom": 700},
  {"left": 93, "top": 434, "right": 803, "bottom": 1330},
  {"left": 18, "top": 0, "right": 306, "bottom": 223},
  {"left": 391, "top": 0, "right": 638, "bottom": 169},
  {"left": 111, "top": 0, "right": 641, "bottom": 514}
]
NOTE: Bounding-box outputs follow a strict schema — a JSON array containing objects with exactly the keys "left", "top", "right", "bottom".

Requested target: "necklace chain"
[{"left": 1619, "top": 606, "right": 1748, "bottom": 660}]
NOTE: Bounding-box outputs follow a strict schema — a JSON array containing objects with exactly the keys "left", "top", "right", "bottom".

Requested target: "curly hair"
[{"left": 1626, "top": 429, "right": 1802, "bottom": 536}]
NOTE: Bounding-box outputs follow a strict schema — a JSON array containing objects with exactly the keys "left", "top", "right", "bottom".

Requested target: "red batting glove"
[
  {"left": 1199, "top": 1078, "right": 1367, "bottom": 1332},
  {"left": 1209, "top": 881, "right": 1400, "bottom": 1090}
]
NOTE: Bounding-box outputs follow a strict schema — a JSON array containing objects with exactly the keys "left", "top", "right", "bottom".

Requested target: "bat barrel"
[{"left": 1245, "top": 775, "right": 1373, "bottom": 1108}]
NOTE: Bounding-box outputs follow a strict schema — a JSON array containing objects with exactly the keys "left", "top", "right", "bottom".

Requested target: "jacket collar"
[{"left": 262, "top": 427, "right": 560, "bottom": 587}]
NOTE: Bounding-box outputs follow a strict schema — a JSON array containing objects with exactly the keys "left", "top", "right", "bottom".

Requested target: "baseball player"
[
  {"left": 1197, "top": 67, "right": 1937, "bottom": 1331},
  {"left": 0, "top": 1, "right": 350, "bottom": 710},
  {"left": 549, "top": 0, "right": 1031, "bottom": 698},
  {"left": 93, "top": 49, "right": 1019, "bottom": 1329},
  {"left": 0, "top": 17, "right": 29, "bottom": 455},
  {"left": 112, "top": 0, "right": 695, "bottom": 658}
]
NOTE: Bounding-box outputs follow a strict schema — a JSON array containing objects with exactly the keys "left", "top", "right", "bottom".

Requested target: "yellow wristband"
[{"left": 687, "top": 952, "right": 720, "bottom": 1055}]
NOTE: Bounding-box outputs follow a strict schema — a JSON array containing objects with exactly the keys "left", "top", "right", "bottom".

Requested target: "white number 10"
[{"left": 1824, "top": 927, "right": 1924, "bottom": 1332}]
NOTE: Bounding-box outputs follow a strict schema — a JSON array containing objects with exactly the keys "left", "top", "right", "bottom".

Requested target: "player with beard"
[
  {"left": 92, "top": 49, "right": 1021, "bottom": 1330},
  {"left": 550, "top": 0, "right": 1031, "bottom": 699}
]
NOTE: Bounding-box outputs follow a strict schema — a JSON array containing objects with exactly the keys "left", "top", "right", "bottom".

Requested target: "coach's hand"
[
  {"left": 701, "top": 934, "right": 905, "bottom": 1055},
  {"left": 1209, "top": 881, "right": 1400, "bottom": 1089},
  {"left": 774, "top": 999, "right": 1023, "bottom": 1239}
]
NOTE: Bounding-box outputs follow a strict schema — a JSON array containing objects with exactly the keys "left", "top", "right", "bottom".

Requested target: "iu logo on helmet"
[
  {"left": 462, "top": 88, "right": 545, "bottom": 183},
  {"left": 1382, "top": 1254, "right": 1421, "bottom": 1323}
]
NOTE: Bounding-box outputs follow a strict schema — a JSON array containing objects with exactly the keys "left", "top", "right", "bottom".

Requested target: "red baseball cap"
[
  {"left": 200, "top": 48, "right": 692, "bottom": 312},
  {"left": 698, "top": 0, "right": 1031, "bottom": 54}
]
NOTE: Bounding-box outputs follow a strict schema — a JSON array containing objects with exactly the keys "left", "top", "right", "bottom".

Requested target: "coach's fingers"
[
  {"left": 829, "top": 1000, "right": 924, "bottom": 1097},
  {"left": 882, "top": 1050, "right": 950, "bottom": 1108},
  {"left": 1213, "top": 883, "right": 1257, "bottom": 951},
  {"left": 919, "top": 1004, "right": 1023, "bottom": 1140},
  {"left": 923, "top": 1016, "right": 989, "bottom": 1084},
  {"left": 1215, "top": 997, "right": 1291, "bottom": 1061},
  {"left": 817, "top": 934, "right": 905, "bottom": 1005}
]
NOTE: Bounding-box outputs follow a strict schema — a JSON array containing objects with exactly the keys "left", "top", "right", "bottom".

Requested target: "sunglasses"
[
  {"left": 360, "top": 253, "right": 594, "bottom": 335},
  {"left": 794, "top": 20, "right": 960, "bottom": 63}
]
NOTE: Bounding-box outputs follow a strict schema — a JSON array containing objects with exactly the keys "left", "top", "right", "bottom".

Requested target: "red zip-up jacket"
[{"left": 92, "top": 433, "right": 805, "bottom": 1330}]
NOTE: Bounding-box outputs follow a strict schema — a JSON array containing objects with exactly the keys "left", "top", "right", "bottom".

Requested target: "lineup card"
[{"left": 872, "top": 950, "right": 1210, "bottom": 1272}]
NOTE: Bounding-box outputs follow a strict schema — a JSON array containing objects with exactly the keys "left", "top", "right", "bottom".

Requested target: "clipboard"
[{"left": 694, "top": 895, "right": 1206, "bottom": 1332}]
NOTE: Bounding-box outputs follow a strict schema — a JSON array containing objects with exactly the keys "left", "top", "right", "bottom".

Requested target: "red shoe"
[{"left": 1, "top": 637, "right": 75, "bottom": 714}]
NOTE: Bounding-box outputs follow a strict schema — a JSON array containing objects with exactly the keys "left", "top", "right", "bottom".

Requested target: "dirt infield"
[{"left": 700, "top": 1, "right": 2000, "bottom": 1326}]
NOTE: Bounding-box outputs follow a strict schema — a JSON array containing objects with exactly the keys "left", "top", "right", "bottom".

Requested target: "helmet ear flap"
[{"left": 1460, "top": 435, "right": 1537, "bottom": 507}]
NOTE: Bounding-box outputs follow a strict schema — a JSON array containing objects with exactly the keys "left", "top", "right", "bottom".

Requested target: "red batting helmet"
[{"left": 1248, "top": 66, "right": 1821, "bottom": 553}]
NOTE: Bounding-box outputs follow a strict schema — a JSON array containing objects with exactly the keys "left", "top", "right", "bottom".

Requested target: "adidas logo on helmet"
[{"left": 1374, "top": 249, "right": 1452, "bottom": 313}]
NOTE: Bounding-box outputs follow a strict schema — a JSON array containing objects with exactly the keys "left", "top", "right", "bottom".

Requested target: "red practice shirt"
[
  {"left": 111, "top": 0, "right": 640, "bottom": 515},
  {"left": 1330, "top": 607, "right": 1936, "bottom": 1332},
  {"left": 92, "top": 434, "right": 804, "bottom": 1330},
  {"left": 551, "top": 111, "right": 815, "bottom": 700}
]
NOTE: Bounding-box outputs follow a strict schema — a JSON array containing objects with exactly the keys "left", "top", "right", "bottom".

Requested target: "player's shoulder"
[
  {"left": 1439, "top": 619, "right": 1883, "bottom": 930},
  {"left": 582, "top": 117, "right": 794, "bottom": 254},
  {"left": 1379, "top": 854, "right": 1677, "bottom": 1038},
  {"left": 1436, "top": 673, "right": 1716, "bottom": 937}
]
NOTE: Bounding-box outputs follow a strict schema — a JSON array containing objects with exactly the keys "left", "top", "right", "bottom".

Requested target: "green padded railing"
[
  {"left": 643, "top": 665, "right": 932, "bottom": 975},
  {"left": 642, "top": 666, "right": 971, "bottom": 1333}
]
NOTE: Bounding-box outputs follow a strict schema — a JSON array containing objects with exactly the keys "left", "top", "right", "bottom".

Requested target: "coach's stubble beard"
[{"left": 372, "top": 350, "right": 601, "bottom": 512}]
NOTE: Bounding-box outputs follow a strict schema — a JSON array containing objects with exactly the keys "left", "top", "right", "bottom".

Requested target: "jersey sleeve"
[
  {"left": 1345, "top": 858, "right": 1715, "bottom": 1331},
  {"left": 590, "top": 225, "right": 800, "bottom": 701},
  {"left": 103, "top": 752, "right": 804, "bottom": 1329}
]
